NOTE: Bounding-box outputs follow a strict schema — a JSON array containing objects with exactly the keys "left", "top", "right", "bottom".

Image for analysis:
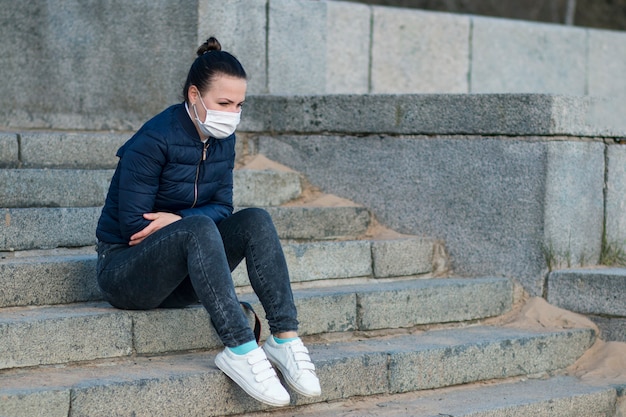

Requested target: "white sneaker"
[
  {"left": 215, "top": 346, "right": 290, "bottom": 407},
  {"left": 263, "top": 336, "right": 321, "bottom": 397}
]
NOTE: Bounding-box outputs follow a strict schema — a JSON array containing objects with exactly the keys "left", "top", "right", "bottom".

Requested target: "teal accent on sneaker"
[
  {"left": 273, "top": 335, "right": 299, "bottom": 344},
  {"left": 228, "top": 340, "right": 258, "bottom": 355}
]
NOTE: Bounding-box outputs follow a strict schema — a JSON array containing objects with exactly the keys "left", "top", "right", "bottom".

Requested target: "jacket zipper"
[{"left": 191, "top": 141, "right": 210, "bottom": 208}]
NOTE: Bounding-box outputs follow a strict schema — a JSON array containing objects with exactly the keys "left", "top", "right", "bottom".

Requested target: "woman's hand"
[{"left": 129, "top": 212, "right": 182, "bottom": 246}]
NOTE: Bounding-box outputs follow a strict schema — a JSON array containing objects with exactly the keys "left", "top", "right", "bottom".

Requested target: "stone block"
[
  {"left": 0, "top": 207, "right": 100, "bottom": 251},
  {"left": 588, "top": 29, "right": 626, "bottom": 98},
  {"left": 283, "top": 240, "right": 372, "bottom": 282},
  {"left": 591, "top": 315, "right": 626, "bottom": 342},
  {"left": 198, "top": 0, "right": 267, "bottom": 94},
  {"left": 233, "top": 169, "right": 301, "bottom": 207},
  {"left": 0, "top": 169, "right": 113, "bottom": 208},
  {"left": 371, "top": 237, "right": 433, "bottom": 277},
  {"left": 70, "top": 356, "right": 265, "bottom": 417},
  {"left": 0, "top": 254, "right": 99, "bottom": 308},
  {"left": 548, "top": 268, "right": 626, "bottom": 316},
  {"left": 231, "top": 240, "right": 372, "bottom": 286},
  {"left": 326, "top": 1, "right": 370, "bottom": 94},
  {"left": 371, "top": 8, "right": 470, "bottom": 93},
  {"left": 606, "top": 145, "right": 626, "bottom": 250},
  {"left": 317, "top": 376, "right": 615, "bottom": 417},
  {"left": 265, "top": 206, "right": 371, "bottom": 240},
  {"left": 0, "top": 390, "right": 69, "bottom": 417},
  {"left": 0, "top": 132, "right": 18, "bottom": 168},
  {"left": 471, "top": 17, "right": 587, "bottom": 94},
  {"left": 20, "top": 131, "right": 128, "bottom": 169},
  {"left": 357, "top": 278, "right": 512, "bottom": 330},
  {"left": 0, "top": 303, "right": 132, "bottom": 369},
  {"left": 292, "top": 290, "right": 357, "bottom": 335},
  {"left": 131, "top": 306, "right": 221, "bottom": 354},
  {"left": 0, "top": 0, "right": 196, "bottom": 130},
  {"left": 386, "top": 327, "right": 594, "bottom": 393},
  {"left": 314, "top": 350, "right": 390, "bottom": 402},
  {"left": 543, "top": 141, "right": 605, "bottom": 266},
  {"left": 241, "top": 94, "right": 625, "bottom": 137},
  {"left": 268, "top": 0, "right": 327, "bottom": 94}
]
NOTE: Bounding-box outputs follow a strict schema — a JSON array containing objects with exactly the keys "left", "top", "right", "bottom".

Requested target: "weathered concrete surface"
[
  {"left": 253, "top": 376, "right": 617, "bottom": 417},
  {"left": 0, "top": 278, "right": 513, "bottom": 362},
  {"left": 0, "top": 326, "right": 596, "bottom": 417},
  {"left": 471, "top": 17, "right": 587, "bottom": 94},
  {"left": 233, "top": 169, "right": 301, "bottom": 207},
  {"left": 0, "top": 133, "right": 18, "bottom": 167},
  {"left": 254, "top": 132, "right": 605, "bottom": 296},
  {"left": 0, "top": 302, "right": 132, "bottom": 369},
  {"left": 19, "top": 131, "right": 129, "bottom": 169},
  {"left": 0, "top": 169, "right": 113, "bottom": 208},
  {"left": 549, "top": 268, "right": 626, "bottom": 317},
  {"left": 198, "top": 0, "right": 268, "bottom": 94},
  {"left": 588, "top": 29, "right": 626, "bottom": 98},
  {"left": 548, "top": 268, "right": 626, "bottom": 341},
  {"left": 371, "top": 7, "right": 470, "bottom": 93},
  {"left": 0, "top": 253, "right": 99, "bottom": 308},
  {"left": 0, "top": 0, "right": 196, "bottom": 130},
  {"left": 0, "top": 207, "right": 101, "bottom": 251},
  {"left": 371, "top": 237, "right": 434, "bottom": 278},
  {"left": 3, "top": 2, "right": 626, "bottom": 130},
  {"left": 606, "top": 145, "right": 626, "bottom": 251},
  {"left": 241, "top": 94, "right": 626, "bottom": 137}
]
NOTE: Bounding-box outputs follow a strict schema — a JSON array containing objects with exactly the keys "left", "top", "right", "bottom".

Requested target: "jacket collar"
[{"left": 176, "top": 102, "right": 203, "bottom": 141}]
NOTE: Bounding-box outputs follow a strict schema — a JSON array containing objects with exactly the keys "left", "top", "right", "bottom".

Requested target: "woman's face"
[{"left": 191, "top": 75, "right": 247, "bottom": 117}]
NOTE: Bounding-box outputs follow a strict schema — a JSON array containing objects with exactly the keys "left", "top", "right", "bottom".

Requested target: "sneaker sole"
[
  {"left": 215, "top": 353, "right": 291, "bottom": 407},
  {"left": 265, "top": 355, "right": 322, "bottom": 398}
]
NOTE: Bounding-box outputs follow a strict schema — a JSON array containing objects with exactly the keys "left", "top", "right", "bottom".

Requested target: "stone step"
[
  {"left": 0, "top": 131, "right": 128, "bottom": 169},
  {"left": 0, "top": 326, "right": 594, "bottom": 417},
  {"left": 548, "top": 267, "right": 626, "bottom": 342},
  {"left": 0, "top": 168, "right": 302, "bottom": 208},
  {"left": 250, "top": 376, "right": 619, "bottom": 417},
  {"left": 0, "top": 236, "right": 435, "bottom": 308},
  {"left": 0, "top": 277, "right": 512, "bottom": 369},
  {"left": 0, "top": 205, "right": 370, "bottom": 251}
]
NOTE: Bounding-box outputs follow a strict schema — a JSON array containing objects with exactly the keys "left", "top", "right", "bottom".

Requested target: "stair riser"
[{"left": 0, "top": 170, "right": 112, "bottom": 208}]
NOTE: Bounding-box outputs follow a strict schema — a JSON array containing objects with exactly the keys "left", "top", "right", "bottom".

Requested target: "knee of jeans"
[
  {"left": 240, "top": 207, "right": 274, "bottom": 230},
  {"left": 181, "top": 216, "right": 221, "bottom": 240}
]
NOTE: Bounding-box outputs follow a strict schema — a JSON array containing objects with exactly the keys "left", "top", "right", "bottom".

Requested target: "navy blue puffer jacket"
[{"left": 96, "top": 103, "right": 235, "bottom": 244}]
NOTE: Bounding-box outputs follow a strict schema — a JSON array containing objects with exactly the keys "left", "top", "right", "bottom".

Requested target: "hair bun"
[{"left": 197, "top": 37, "right": 222, "bottom": 56}]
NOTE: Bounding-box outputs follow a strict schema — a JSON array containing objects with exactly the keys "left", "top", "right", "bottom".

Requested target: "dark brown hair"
[{"left": 182, "top": 37, "right": 246, "bottom": 102}]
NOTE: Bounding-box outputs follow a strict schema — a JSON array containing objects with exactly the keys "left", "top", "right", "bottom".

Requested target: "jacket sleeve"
[
  {"left": 116, "top": 130, "right": 166, "bottom": 241},
  {"left": 178, "top": 167, "right": 234, "bottom": 223}
]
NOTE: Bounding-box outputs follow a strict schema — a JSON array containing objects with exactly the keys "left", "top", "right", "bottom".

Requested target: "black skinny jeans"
[{"left": 96, "top": 208, "right": 298, "bottom": 347}]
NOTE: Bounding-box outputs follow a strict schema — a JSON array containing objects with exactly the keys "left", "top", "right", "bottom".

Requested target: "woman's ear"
[{"left": 188, "top": 86, "right": 199, "bottom": 105}]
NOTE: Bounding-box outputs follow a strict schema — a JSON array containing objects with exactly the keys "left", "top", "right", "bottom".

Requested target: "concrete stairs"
[
  {"left": 548, "top": 268, "right": 626, "bottom": 342},
  {"left": 0, "top": 131, "right": 622, "bottom": 417}
]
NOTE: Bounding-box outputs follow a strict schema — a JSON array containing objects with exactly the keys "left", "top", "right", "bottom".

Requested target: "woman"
[{"left": 95, "top": 37, "right": 320, "bottom": 407}]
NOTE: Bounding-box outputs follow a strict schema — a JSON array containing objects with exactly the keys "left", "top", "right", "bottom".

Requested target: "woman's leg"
[
  {"left": 96, "top": 215, "right": 256, "bottom": 347},
  {"left": 217, "top": 208, "right": 298, "bottom": 335},
  {"left": 216, "top": 208, "right": 321, "bottom": 397}
]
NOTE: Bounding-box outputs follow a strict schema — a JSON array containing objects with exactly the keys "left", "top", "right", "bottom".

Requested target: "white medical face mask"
[{"left": 192, "top": 93, "right": 241, "bottom": 139}]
